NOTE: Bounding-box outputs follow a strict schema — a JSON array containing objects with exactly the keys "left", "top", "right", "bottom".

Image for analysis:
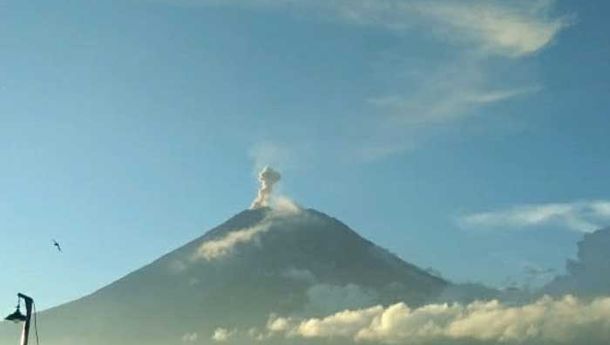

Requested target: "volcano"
[{"left": 1, "top": 206, "right": 448, "bottom": 345}]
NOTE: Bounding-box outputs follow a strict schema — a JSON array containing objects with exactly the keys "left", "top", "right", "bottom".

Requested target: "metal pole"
[{"left": 17, "top": 294, "right": 33, "bottom": 345}]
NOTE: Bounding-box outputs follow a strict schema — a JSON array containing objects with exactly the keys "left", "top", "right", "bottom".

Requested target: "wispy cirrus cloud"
[
  {"left": 160, "top": 0, "right": 571, "bottom": 158},
  {"left": 369, "top": 66, "right": 542, "bottom": 127},
  {"left": 458, "top": 200, "right": 610, "bottom": 232},
  {"left": 171, "top": 0, "right": 569, "bottom": 58},
  {"left": 313, "top": 0, "right": 567, "bottom": 157},
  {"left": 414, "top": 0, "right": 571, "bottom": 57}
]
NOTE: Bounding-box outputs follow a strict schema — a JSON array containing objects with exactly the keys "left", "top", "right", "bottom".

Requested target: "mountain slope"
[{"left": 1, "top": 207, "right": 448, "bottom": 345}]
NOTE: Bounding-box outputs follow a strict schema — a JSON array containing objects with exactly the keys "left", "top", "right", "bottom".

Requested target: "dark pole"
[{"left": 16, "top": 294, "right": 33, "bottom": 345}]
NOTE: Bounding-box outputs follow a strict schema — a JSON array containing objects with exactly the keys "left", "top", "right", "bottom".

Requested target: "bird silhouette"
[{"left": 52, "top": 239, "right": 62, "bottom": 253}]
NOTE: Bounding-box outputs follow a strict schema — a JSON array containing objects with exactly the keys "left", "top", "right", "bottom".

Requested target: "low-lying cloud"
[
  {"left": 264, "top": 295, "right": 610, "bottom": 344},
  {"left": 181, "top": 332, "right": 198, "bottom": 343},
  {"left": 459, "top": 200, "right": 610, "bottom": 232},
  {"left": 212, "top": 328, "right": 234, "bottom": 342},
  {"left": 305, "top": 283, "right": 379, "bottom": 316},
  {"left": 195, "top": 199, "right": 302, "bottom": 261},
  {"left": 195, "top": 222, "right": 272, "bottom": 261}
]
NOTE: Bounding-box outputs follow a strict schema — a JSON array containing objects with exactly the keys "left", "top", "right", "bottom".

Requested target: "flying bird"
[{"left": 52, "top": 239, "right": 62, "bottom": 253}]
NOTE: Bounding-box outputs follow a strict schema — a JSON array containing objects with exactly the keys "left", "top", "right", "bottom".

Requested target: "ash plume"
[{"left": 251, "top": 166, "right": 281, "bottom": 209}]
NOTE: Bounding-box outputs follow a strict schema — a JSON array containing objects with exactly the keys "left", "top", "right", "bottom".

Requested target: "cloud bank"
[
  {"left": 459, "top": 200, "right": 610, "bottom": 232},
  {"left": 264, "top": 295, "right": 610, "bottom": 344},
  {"left": 545, "top": 227, "right": 610, "bottom": 296},
  {"left": 305, "top": 283, "right": 379, "bottom": 315}
]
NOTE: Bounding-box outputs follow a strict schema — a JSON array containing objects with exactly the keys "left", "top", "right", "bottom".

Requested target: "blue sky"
[{"left": 1, "top": 0, "right": 609, "bottom": 311}]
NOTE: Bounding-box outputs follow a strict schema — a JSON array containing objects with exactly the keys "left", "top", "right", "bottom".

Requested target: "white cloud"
[
  {"left": 270, "top": 196, "right": 302, "bottom": 215},
  {"left": 160, "top": 0, "right": 570, "bottom": 157},
  {"left": 264, "top": 295, "right": 610, "bottom": 344},
  {"left": 181, "top": 332, "right": 198, "bottom": 343},
  {"left": 169, "top": 0, "right": 569, "bottom": 58},
  {"left": 195, "top": 221, "right": 271, "bottom": 261},
  {"left": 414, "top": 0, "right": 571, "bottom": 57},
  {"left": 466, "top": 86, "right": 542, "bottom": 104},
  {"left": 591, "top": 200, "right": 610, "bottom": 216},
  {"left": 369, "top": 62, "right": 541, "bottom": 126},
  {"left": 459, "top": 200, "right": 610, "bottom": 232},
  {"left": 267, "top": 306, "right": 383, "bottom": 338},
  {"left": 212, "top": 328, "right": 234, "bottom": 342},
  {"left": 193, "top": 204, "right": 302, "bottom": 261},
  {"left": 360, "top": 61, "right": 540, "bottom": 158}
]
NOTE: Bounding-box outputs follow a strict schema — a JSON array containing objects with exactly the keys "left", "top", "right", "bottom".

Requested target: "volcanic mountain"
[{"left": 1, "top": 206, "right": 448, "bottom": 345}]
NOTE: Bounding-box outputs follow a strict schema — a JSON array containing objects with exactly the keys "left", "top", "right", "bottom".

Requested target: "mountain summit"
[{"left": 1, "top": 206, "right": 448, "bottom": 345}]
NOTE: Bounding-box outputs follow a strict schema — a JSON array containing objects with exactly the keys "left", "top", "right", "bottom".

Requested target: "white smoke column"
[{"left": 251, "top": 166, "right": 281, "bottom": 209}]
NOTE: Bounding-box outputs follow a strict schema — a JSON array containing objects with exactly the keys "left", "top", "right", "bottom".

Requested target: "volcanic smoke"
[{"left": 251, "top": 166, "right": 281, "bottom": 209}]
